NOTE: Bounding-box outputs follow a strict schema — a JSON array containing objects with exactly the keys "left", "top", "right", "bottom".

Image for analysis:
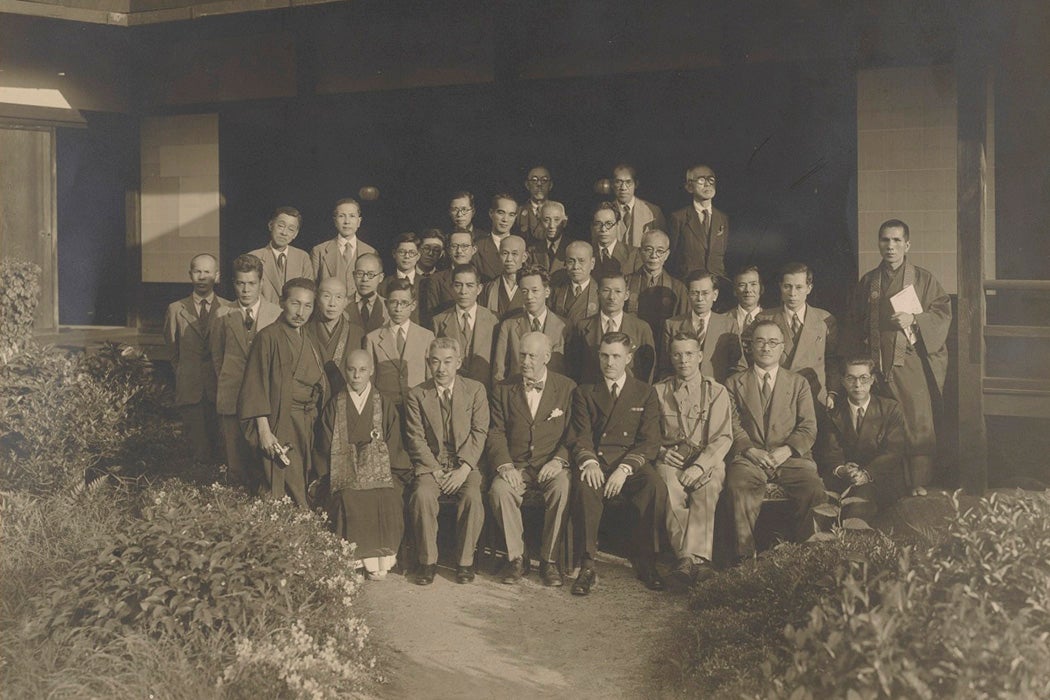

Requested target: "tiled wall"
[{"left": 140, "top": 114, "right": 220, "bottom": 283}]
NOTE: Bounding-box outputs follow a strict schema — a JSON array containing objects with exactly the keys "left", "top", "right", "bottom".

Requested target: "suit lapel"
[
  {"left": 377, "top": 326, "right": 398, "bottom": 360},
  {"left": 262, "top": 253, "right": 282, "bottom": 298},
  {"left": 741, "top": 371, "right": 767, "bottom": 443},
  {"left": 231, "top": 310, "right": 250, "bottom": 354},
  {"left": 421, "top": 385, "right": 445, "bottom": 443},
  {"left": 180, "top": 299, "right": 205, "bottom": 339},
  {"left": 512, "top": 382, "right": 534, "bottom": 424}
]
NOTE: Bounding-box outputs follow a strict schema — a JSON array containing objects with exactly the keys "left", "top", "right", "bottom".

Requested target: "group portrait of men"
[{"left": 164, "top": 161, "right": 951, "bottom": 591}]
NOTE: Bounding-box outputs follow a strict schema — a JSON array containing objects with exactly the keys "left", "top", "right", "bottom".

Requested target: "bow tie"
[{"left": 525, "top": 380, "right": 545, "bottom": 392}]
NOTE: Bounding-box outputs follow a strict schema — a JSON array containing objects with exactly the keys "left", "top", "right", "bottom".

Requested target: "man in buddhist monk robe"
[{"left": 304, "top": 277, "right": 364, "bottom": 393}]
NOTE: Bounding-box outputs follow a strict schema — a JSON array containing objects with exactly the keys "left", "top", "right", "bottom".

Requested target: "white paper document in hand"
[{"left": 890, "top": 284, "right": 923, "bottom": 345}]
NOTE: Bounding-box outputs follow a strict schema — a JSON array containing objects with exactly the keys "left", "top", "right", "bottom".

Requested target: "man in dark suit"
[
  {"left": 422, "top": 231, "right": 478, "bottom": 322},
  {"left": 662, "top": 270, "right": 746, "bottom": 383},
  {"left": 625, "top": 229, "right": 688, "bottom": 347},
  {"left": 164, "top": 253, "right": 232, "bottom": 464},
  {"left": 570, "top": 270, "right": 656, "bottom": 384},
  {"left": 448, "top": 191, "right": 486, "bottom": 239},
  {"left": 550, "top": 241, "right": 600, "bottom": 323},
  {"left": 346, "top": 253, "right": 389, "bottom": 335},
  {"left": 474, "top": 194, "right": 519, "bottom": 282},
  {"left": 479, "top": 234, "right": 527, "bottom": 320},
  {"left": 211, "top": 253, "right": 279, "bottom": 489},
  {"left": 488, "top": 332, "right": 575, "bottom": 586},
  {"left": 311, "top": 198, "right": 378, "bottom": 298},
  {"left": 304, "top": 277, "right": 364, "bottom": 393},
  {"left": 570, "top": 331, "right": 667, "bottom": 596},
  {"left": 516, "top": 166, "right": 554, "bottom": 243},
  {"left": 612, "top": 163, "right": 666, "bottom": 248},
  {"left": 378, "top": 232, "right": 424, "bottom": 324},
  {"left": 415, "top": 229, "right": 447, "bottom": 330},
  {"left": 494, "top": 265, "right": 568, "bottom": 381},
  {"left": 430, "top": 264, "right": 498, "bottom": 390},
  {"left": 405, "top": 337, "right": 490, "bottom": 585},
  {"left": 724, "top": 320, "right": 828, "bottom": 559},
  {"left": 817, "top": 358, "right": 907, "bottom": 522},
  {"left": 248, "top": 207, "right": 313, "bottom": 304},
  {"left": 528, "top": 200, "right": 571, "bottom": 283},
  {"left": 591, "top": 201, "right": 640, "bottom": 278},
  {"left": 668, "top": 164, "right": 729, "bottom": 280}
]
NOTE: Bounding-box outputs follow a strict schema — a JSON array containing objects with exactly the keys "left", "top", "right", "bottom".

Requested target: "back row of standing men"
[{"left": 165, "top": 162, "right": 951, "bottom": 590}]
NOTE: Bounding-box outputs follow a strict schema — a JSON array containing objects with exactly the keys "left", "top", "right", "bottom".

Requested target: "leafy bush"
[{"left": 0, "top": 258, "right": 41, "bottom": 364}]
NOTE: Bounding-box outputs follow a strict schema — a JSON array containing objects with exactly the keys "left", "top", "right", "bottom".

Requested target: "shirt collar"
[
  {"left": 753, "top": 364, "right": 780, "bottom": 384},
  {"left": 437, "top": 378, "right": 456, "bottom": 395},
  {"left": 397, "top": 269, "right": 416, "bottom": 284},
  {"left": 502, "top": 276, "right": 518, "bottom": 294},
  {"left": 528, "top": 308, "right": 548, "bottom": 326},
  {"left": 239, "top": 298, "right": 261, "bottom": 316},
  {"left": 524, "top": 369, "right": 548, "bottom": 388},
  {"left": 691, "top": 310, "right": 712, "bottom": 327},
  {"left": 338, "top": 235, "right": 357, "bottom": 250},
  {"left": 390, "top": 319, "right": 411, "bottom": 334},
  {"left": 787, "top": 304, "right": 808, "bottom": 324},
  {"left": 623, "top": 197, "right": 637, "bottom": 211},
  {"left": 692, "top": 200, "right": 712, "bottom": 217},
  {"left": 605, "top": 373, "right": 628, "bottom": 393},
  {"left": 457, "top": 303, "right": 477, "bottom": 321},
  {"left": 848, "top": 396, "right": 871, "bottom": 416},
  {"left": 674, "top": 372, "right": 704, "bottom": 393},
  {"left": 573, "top": 278, "right": 591, "bottom": 292},
  {"left": 192, "top": 291, "right": 215, "bottom": 304}
]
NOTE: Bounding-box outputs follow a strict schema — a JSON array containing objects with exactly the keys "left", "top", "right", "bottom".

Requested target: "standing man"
[
  {"left": 479, "top": 234, "right": 527, "bottom": 320},
  {"left": 611, "top": 163, "right": 666, "bottom": 248},
  {"left": 654, "top": 331, "right": 734, "bottom": 586},
  {"left": 758, "top": 263, "right": 839, "bottom": 407},
  {"left": 493, "top": 265, "right": 568, "bottom": 381},
  {"left": 475, "top": 194, "right": 519, "bottom": 283},
  {"left": 727, "top": 265, "right": 764, "bottom": 361},
  {"left": 570, "top": 270, "right": 656, "bottom": 385},
  {"left": 625, "top": 229, "right": 688, "bottom": 345},
  {"left": 366, "top": 279, "right": 435, "bottom": 407},
  {"left": 662, "top": 270, "right": 745, "bottom": 384},
  {"left": 422, "top": 231, "right": 478, "bottom": 321},
  {"left": 311, "top": 198, "right": 378, "bottom": 298},
  {"left": 346, "top": 253, "right": 389, "bottom": 335},
  {"left": 668, "top": 164, "right": 729, "bottom": 280},
  {"left": 528, "top": 200, "right": 571, "bottom": 282},
  {"left": 431, "top": 264, "right": 499, "bottom": 390},
  {"left": 724, "top": 320, "right": 827, "bottom": 560},
  {"left": 165, "top": 253, "right": 231, "bottom": 465},
  {"left": 592, "top": 201, "right": 640, "bottom": 277},
  {"left": 487, "top": 332, "right": 575, "bottom": 586},
  {"left": 238, "top": 278, "right": 327, "bottom": 508},
  {"left": 849, "top": 219, "right": 951, "bottom": 495},
  {"left": 379, "top": 232, "right": 424, "bottom": 324},
  {"left": 248, "top": 207, "right": 313, "bottom": 304},
  {"left": 516, "top": 166, "right": 554, "bottom": 243},
  {"left": 304, "top": 278, "right": 364, "bottom": 392},
  {"left": 448, "top": 191, "right": 486, "bottom": 239},
  {"left": 211, "top": 254, "right": 281, "bottom": 490},
  {"left": 570, "top": 332, "right": 667, "bottom": 596},
  {"left": 550, "top": 241, "right": 600, "bottom": 323},
  {"left": 405, "top": 338, "right": 490, "bottom": 585}
]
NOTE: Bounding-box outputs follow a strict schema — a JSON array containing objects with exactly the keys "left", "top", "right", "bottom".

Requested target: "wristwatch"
[{"left": 619, "top": 464, "right": 633, "bottom": 476}]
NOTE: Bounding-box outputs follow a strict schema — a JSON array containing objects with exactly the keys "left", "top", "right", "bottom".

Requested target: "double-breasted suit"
[
  {"left": 757, "top": 305, "right": 838, "bottom": 405},
  {"left": 550, "top": 280, "right": 600, "bottom": 324},
  {"left": 310, "top": 237, "right": 378, "bottom": 297},
  {"left": 492, "top": 311, "right": 568, "bottom": 382},
  {"left": 569, "top": 313, "right": 656, "bottom": 385},
  {"left": 668, "top": 205, "right": 729, "bottom": 279},
  {"left": 249, "top": 246, "right": 312, "bottom": 304},
  {"left": 365, "top": 322, "right": 435, "bottom": 406},
  {"left": 661, "top": 312, "right": 746, "bottom": 384},
  {"left": 431, "top": 305, "right": 499, "bottom": 389}
]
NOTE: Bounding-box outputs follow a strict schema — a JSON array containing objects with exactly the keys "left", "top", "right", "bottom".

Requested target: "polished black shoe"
[
  {"left": 456, "top": 565, "right": 476, "bottom": 584},
  {"left": 498, "top": 557, "right": 524, "bottom": 584},
  {"left": 669, "top": 557, "right": 697, "bottom": 589},
  {"left": 641, "top": 562, "right": 666, "bottom": 592},
  {"left": 571, "top": 564, "right": 597, "bottom": 596},
  {"left": 415, "top": 564, "right": 436, "bottom": 586},
  {"left": 539, "top": 561, "right": 563, "bottom": 587}
]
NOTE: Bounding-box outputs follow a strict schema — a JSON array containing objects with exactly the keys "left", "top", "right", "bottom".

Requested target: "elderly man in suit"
[
  {"left": 654, "top": 331, "right": 734, "bottom": 587},
  {"left": 423, "top": 231, "right": 478, "bottom": 322},
  {"left": 758, "top": 263, "right": 839, "bottom": 408},
  {"left": 311, "top": 198, "right": 378, "bottom": 298},
  {"left": 551, "top": 241, "right": 600, "bottom": 323},
  {"left": 165, "top": 253, "right": 232, "bottom": 464},
  {"left": 494, "top": 265, "right": 568, "bottom": 381},
  {"left": 724, "top": 320, "right": 827, "bottom": 560},
  {"left": 431, "top": 264, "right": 498, "bottom": 390},
  {"left": 570, "top": 331, "right": 667, "bottom": 596},
  {"left": 528, "top": 200, "right": 571, "bottom": 282},
  {"left": 405, "top": 337, "right": 490, "bottom": 585},
  {"left": 668, "top": 164, "right": 729, "bottom": 280},
  {"left": 487, "top": 332, "right": 576, "bottom": 586},
  {"left": 346, "top": 253, "right": 389, "bottom": 335},
  {"left": 474, "top": 194, "right": 518, "bottom": 283},
  {"left": 592, "top": 201, "right": 640, "bottom": 278},
  {"left": 662, "top": 270, "right": 746, "bottom": 383},
  {"left": 211, "top": 254, "right": 281, "bottom": 489},
  {"left": 366, "top": 280, "right": 435, "bottom": 407},
  {"left": 612, "top": 163, "right": 666, "bottom": 248},
  {"left": 248, "top": 207, "right": 313, "bottom": 304},
  {"left": 304, "top": 277, "right": 364, "bottom": 393},
  {"left": 570, "top": 269, "right": 656, "bottom": 385},
  {"left": 479, "top": 234, "right": 527, "bottom": 320},
  {"left": 817, "top": 358, "right": 907, "bottom": 523},
  {"left": 516, "top": 166, "right": 554, "bottom": 242},
  {"left": 626, "top": 229, "right": 688, "bottom": 346}
]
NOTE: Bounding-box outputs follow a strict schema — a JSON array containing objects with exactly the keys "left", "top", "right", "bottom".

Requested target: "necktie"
[
  {"left": 439, "top": 388, "right": 453, "bottom": 445},
  {"left": 396, "top": 326, "right": 406, "bottom": 356},
  {"left": 531, "top": 316, "right": 541, "bottom": 333},
  {"left": 699, "top": 208, "right": 709, "bottom": 229},
  {"left": 744, "top": 311, "right": 754, "bottom": 328},
  {"left": 360, "top": 298, "right": 372, "bottom": 326},
  {"left": 198, "top": 298, "right": 209, "bottom": 322},
  {"left": 548, "top": 244, "right": 557, "bottom": 268},
  {"left": 792, "top": 313, "right": 802, "bottom": 339},
  {"left": 695, "top": 316, "right": 706, "bottom": 339},
  {"left": 277, "top": 253, "right": 287, "bottom": 282},
  {"left": 761, "top": 372, "right": 772, "bottom": 408},
  {"left": 600, "top": 246, "right": 610, "bottom": 264},
  {"left": 855, "top": 405, "right": 865, "bottom": 432},
  {"left": 610, "top": 382, "right": 619, "bottom": 401},
  {"left": 622, "top": 205, "right": 633, "bottom": 242},
  {"left": 244, "top": 307, "right": 254, "bottom": 331},
  {"left": 605, "top": 317, "right": 616, "bottom": 335},
  {"left": 342, "top": 242, "right": 353, "bottom": 265},
  {"left": 572, "top": 283, "right": 581, "bottom": 301}
]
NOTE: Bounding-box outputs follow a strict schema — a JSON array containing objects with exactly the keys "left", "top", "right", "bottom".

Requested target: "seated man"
[
  {"left": 304, "top": 277, "right": 364, "bottom": 392},
  {"left": 239, "top": 278, "right": 327, "bottom": 508},
  {"left": 816, "top": 358, "right": 907, "bottom": 522},
  {"left": 493, "top": 265, "right": 568, "bottom": 381},
  {"left": 365, "top": 279, "right": 434, "bottom": 407},
  {"left": 404, "top": 338, "right": 490, "bottom": 585},
  {"left": 724, "top": 320, "right": 827, "bottom": 559},
  {"left": 570, "top": 332, "right": 667, "bottom": 596},
  {"left": 653, "top": 331, "right": 733, "bottom": 586},
  {"left": 570, "top": 269, "right": 656, "bottom": 384},
  {"left": 487, "top": 332, "right": 576, "bottom": 586}
]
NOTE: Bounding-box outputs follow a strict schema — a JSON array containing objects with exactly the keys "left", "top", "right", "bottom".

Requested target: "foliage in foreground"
[{"left": 1, "top": 482, "right": 377, "bottom": 699}]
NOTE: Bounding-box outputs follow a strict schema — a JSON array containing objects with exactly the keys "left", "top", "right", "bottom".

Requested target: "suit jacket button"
[
  {"left": 601, "top": 432, "right": 607, "bottom": 438},
  {"left": 623, "top": 431, "right": 629, "bottom": 436},
  {"left": 597, "top": 451, "right": 603, "bottom": 457}
]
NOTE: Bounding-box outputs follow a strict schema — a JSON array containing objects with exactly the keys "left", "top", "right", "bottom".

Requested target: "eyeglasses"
[
  {"left": 272, "top": 222, "right": 299, "bottom": 233},
  {"left": 395, "top": 249, "right": 420, "bottom": 258},
  {"left": 449, "top": 243, "right": 475, "bottom": 252},
  {"left": 527, "top": 176, "right": 551, "bottom": 184},
  {"left": 420, "top": 244, "right": 443, "bottom": 254},
  {"left": 687, "top": 290, "right": 714, "bottom": 298},
  {"left": 387, "top": 300, "right": 413, "bottom": 308},
  {"left": 352, "top": 270, "right": 382, "bottom": 280},
  {"left": 752, "top": 339, "right": 783, "bottom": 349},
  {"left": 640, "top": 246, "right": 669, "bottom": 256},
  {"left": 592, "top": 220, "right": 617, "bottom": 230},
  {"left": 842, "top": 374, "right": 874, "bottom": 385},
  {"left": 613, "top": 179, "right": 634, "bottom": 187},
  {"left": 450, "top": 207, "right": 473, "bottom": 215},
  {"left": 689, "top": 176, "right": 717, "bottom": 185}
]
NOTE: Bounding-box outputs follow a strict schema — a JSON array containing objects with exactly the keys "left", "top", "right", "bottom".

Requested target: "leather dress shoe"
[
  {"left": 415, "top": 564, "right": 436, "bottom": 586},
  {"left": 694, "top": 560, "right": 716, "bottom": 584},
  {"left": 571, "top": 564, "right": 597, "bottom": 596},
  {"left": 498, "top": 558, "right": 524, "bottom": 584},
  {"left": 669, "top": 557, "right": 697, "bottom": 589},
  {"left": 456, "top": 565, "right": 476, "bottom": 584},
  {"left": 641, "top": 562, "right": 666, "bottom": 591},
  {"left": 539, "top": 561, "right": 563, "bottom": 587}
]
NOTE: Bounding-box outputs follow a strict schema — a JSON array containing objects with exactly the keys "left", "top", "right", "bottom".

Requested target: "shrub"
[{"left": 0, "top": 258, "right": 41, "bottom": 364}]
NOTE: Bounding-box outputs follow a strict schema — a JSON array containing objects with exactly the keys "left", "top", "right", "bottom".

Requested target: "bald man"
[
  {"left": 487, "top": 332, "right": 576, "bottom": 586},
  {"left": 164, "top": 253, "right": 232, "bottom": 464},
  {"left": 527, "top": 200, "right": 572, "bottom": 282},
  {"left": 479, "top": 234, "right": 528, "bottom": 320}
]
